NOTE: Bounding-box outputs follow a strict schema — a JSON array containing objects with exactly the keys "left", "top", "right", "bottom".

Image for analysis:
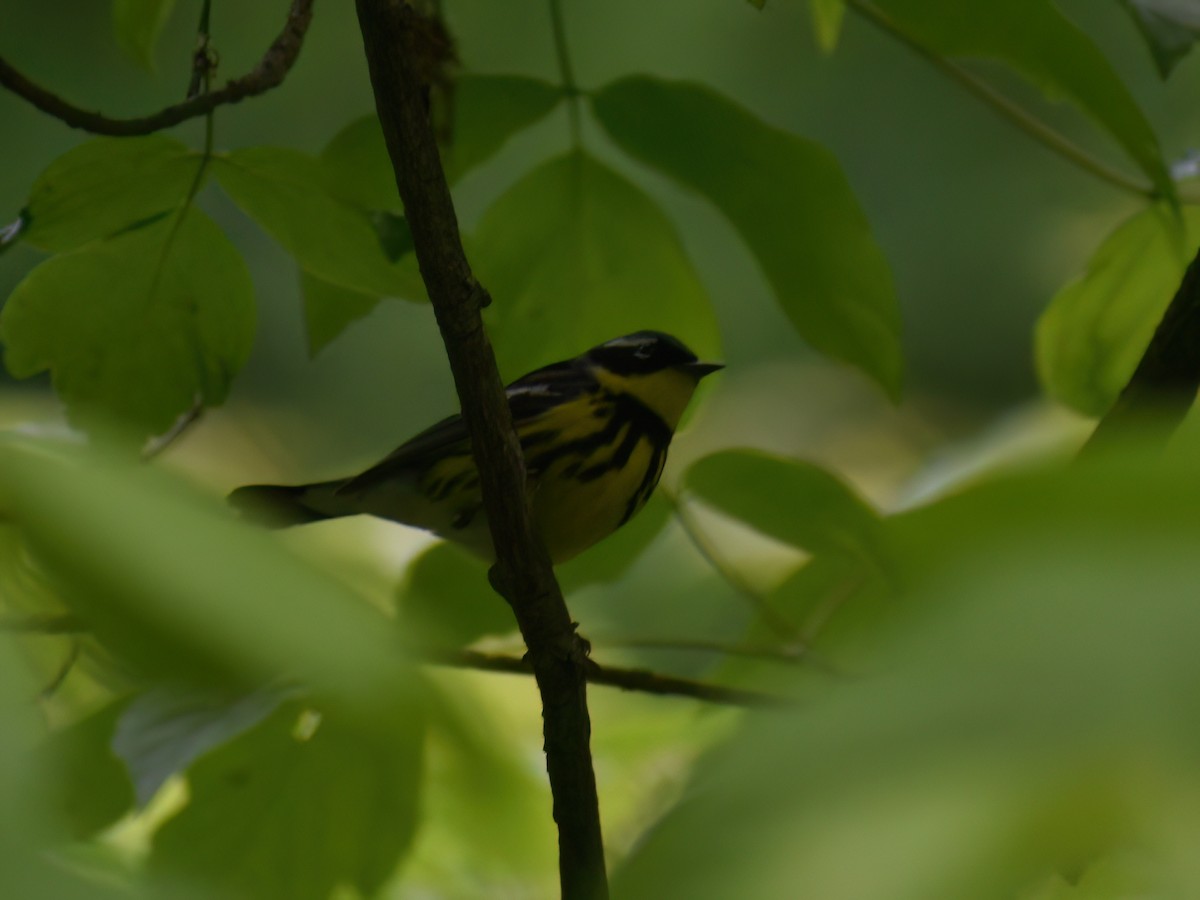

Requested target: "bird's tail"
[{"left": 228, "top": 480, "right": 349, "bottom": 529}]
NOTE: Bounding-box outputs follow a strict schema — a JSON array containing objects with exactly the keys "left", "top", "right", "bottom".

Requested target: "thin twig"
[
  {"left": 431, "top": 648, "right": 787, "bottom": 708},
  {"left": 0, "top": 0, "right": 313, "bottom": 136},
  {"left": 548, "top": 0, "right": 582, "bottom": 146},
  {"left": 354, "top": 3, "right": 606, "bottom": 897},
  {"left": 846, "top": 0, "right": 1155, "bottom": 200}
]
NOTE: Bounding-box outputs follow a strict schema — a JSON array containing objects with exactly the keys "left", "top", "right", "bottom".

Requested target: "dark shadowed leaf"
[
  {"left": 214, "top": 148, "right": 422, "bottom": 299},
  {"left": 113, "top": 684, "right": 291, "bottom": 806},
  {"left": 591, "top": 77, "right": 901, "bottom": 397},
  {"left": 872, "top": 0, "right": 1175, "bottom": 202},
  {"left": 684, "top": 449, "right": 883, "bottom": 560},
  {"left": 1, "top": 208, "right": 254, "bottom": 436},
  {"left": 399, "top": 543, "right": 511, "bottom": 648},
  {"left": 21, "top": 136, "right": 197, "bottom": 252},
  {"left": 441, "top": 75, "right": 563, "bottom": 184},
  {"left": 1122, "top": 0, "right": 1200, "bottom": 79},
  {"left": 112, "top": 0, "right": 178, "bottom": 69},
  {"left": 1035, "top": 205, "right": 1200, "bottom": 417},
  {"left": 151, "top": 704, "right": 425, "bottom": 900},
  {"left": 302, "top": 272, "right": 383, "bottom": 358},
  {"left": 472, "top": 150, "right": 720, "bottom": 378},
  {"left": 41, "top": 699, "right": 135, "bottom": 838}
]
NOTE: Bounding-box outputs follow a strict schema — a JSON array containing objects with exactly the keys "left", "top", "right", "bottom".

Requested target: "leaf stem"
[
  {"left": 846, "top": 0, "right": 1156, "bottom": 200},
  {"left": 549, "top": 0, "right": 583, "bottom": 147}
]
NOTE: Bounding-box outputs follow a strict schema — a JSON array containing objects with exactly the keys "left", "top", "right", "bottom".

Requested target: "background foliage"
[{"left": 3, "top": 0, "right": 1200, "bottom": 897}]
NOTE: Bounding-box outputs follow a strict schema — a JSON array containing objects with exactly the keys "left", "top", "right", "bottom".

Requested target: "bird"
[{"left": 229, "top": 331, "right": 723, "bottom": 563}]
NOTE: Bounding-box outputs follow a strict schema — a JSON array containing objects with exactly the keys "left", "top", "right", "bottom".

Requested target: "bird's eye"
[{"left": 634, "top": 345, "right": 653, "bottom": 360}]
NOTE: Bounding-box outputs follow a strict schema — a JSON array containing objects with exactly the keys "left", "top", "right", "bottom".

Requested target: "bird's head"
[{"left": 585, "top": 331, "right": 723, "bottom": 429}]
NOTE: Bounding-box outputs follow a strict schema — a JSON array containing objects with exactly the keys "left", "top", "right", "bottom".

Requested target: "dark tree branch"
[
  {"left": 430, "top": 649, "right": 787, "bottom": 708},
  {"left": 354, "top": 2, "right": 607, "bottom": 897},
  {"left": 0, "top": 0, "right": 313, "bottom": 136},
  {"left": 1082, "top": 244, "right": 1200, "bottom": 453}
]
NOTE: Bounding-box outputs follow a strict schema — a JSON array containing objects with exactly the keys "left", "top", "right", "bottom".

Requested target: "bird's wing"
[{"left": 337, "top": 359, "right": 597, "bottom": 495}]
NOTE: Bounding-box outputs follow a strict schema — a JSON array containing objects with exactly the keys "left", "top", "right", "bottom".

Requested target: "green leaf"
[
  {"left": 151, "top": 704, "right": 424, "bottom": 900},
  {"left": 1, "top": 208, "right": 254, "bottom": 436},
  {"left": 302, "top": 272, "right": 382, "bottom": 358},
  {"left": 42, "top": 699, "right": 135, "bottom": 838},
  {"left": 591, "top": 78, "right": 901, "bottom": 397},
  {"left": 399, "top": 543, "right": 512, "bottom": 648},
  {"left": 810, "top": 0, "right": 845, "bottom": 52},
  {"left": 441, "top": 75, "right": 563, "bottom": 184},
  {"left": 214, "top": 148, "right": 422, "bottom": 299},
  {"left": 872, "top": 0, "right": 1176, "bottom": 203},
  {"left": 112, "top": 685, "right": 289, "bottom": 806},
  {"left": 1122, "top": 0, "right": 1200, "bottom": 79},
  {"left": 21, "top": 136, "right": 197, "bottom": 252},
  {"left": 112, "top": 0, "right": 178, "bottom": 70},
  {"left": 1035, "top": 205, "right": 1200, "bottom": 417},
  {"left": 472, "top": 150, "right": 720, "bottom": 378},
  {"left": 684, "top": 449, "right": 882, "bottom": 560},
  {"left": 0, "top": 436, "right": 420, "bottom": 710},
  {"left": 320, "top": 76, "right": 561, "bottom": 208}
]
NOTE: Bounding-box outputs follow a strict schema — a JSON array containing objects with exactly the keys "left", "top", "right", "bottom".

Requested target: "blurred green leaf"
[
  {"left": 42, "top": 699, "right": 135, "bottom": 838},
  {"left": 810, "top": 0, "right": 845, "bottom": 52},
  {"left": 21, "top": 136, "right": 197, "bottom": 252},
  {"left": 319, "top": 116, "right": 401, "bottom": 211},
  {"left": 151, "top": 703, "right": 425, "bottom": 900},
  {"left": 472, "top": 150, "right": 720, "bottom": 378},
  {"left": 399, "top": 543, "right": 511, "bottom": 648},
  {"left": 320, "top": 76, "right": 561, "bottom": 210},
  {"left": 214, "top": 148, "right": 422, "bottom": 299},
  {"left": 0, "top": 437, "right": 419, "bottom": 711},
  {"left": 1, "top": 208, "right": 254, "bottom": 437},
  {"left": 441, "top": 75, "right": 563, "bottom": 184},
  {"left": 301, "top": 272, "right": 382, "bottom": 358},
  {"left": 591, "top": 77, "right": 902, "bottom": 397},
  {"left": 1122, "top": 0, "right": 1200, "bottom": 79},
  {"left": 616, "top": 450, "right": 1200, "bottom": 899},
  {"left": 872, "top": 0, "right": 1176, "bottom": 202},
  {"left": 746, "top": 0, "right": 766, "bottom": 9},
  {"left": 113, "top": 684, "right": 289, "bottom": 806},
  {"left": 684, "top": 449, "right": 883, "bottom": 560},
  {"left": 1035, "top": 205, "right": 1200, "bottom": 417},
  {"left": 112, "top": 0, "right": 178, "bottom": 70}
]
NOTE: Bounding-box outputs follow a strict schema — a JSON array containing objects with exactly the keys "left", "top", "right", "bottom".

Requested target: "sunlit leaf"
[
  {"left": 684, "top": 449, "right": 882, "bottom": 560},
  {"left": 214, "top": 148, "right": 422, "bottom": 299},
  {"left": 151, "top": 704, "right": 425, "bottom": 900},
  {"left": 1122, "top": 0, "right": 1200, "bottom": 79},
  {"left": 301, "top": 272, "right": 382, "bottom": 358},
  {"left": 1, "top": 208, "right": 254, "bottom": 436},
  {"left": 472, "top": 150, "right": 720, "bottom": 378},
  {"left": 21, "top": 136, "right": 197, "bottom": 252},
  {"left": 872, "top": 0, "right": 1176, "bottom": 202},
  {"left": 113, "top": 684, "right": 290, "bottom": 806},
  {"left": 112, "top": 0, "right": 178, "bottom": 70},
  {"left": 591, "top": 77, "right": 901, "bottom": 397},
  {"left": 810, "top": 0, "right": 845, "bottom": 52},
  {"left": 41, "top": 699, "right": 135, "bottom": 838},
  {"left": 1035, "top": 205, "right": 1200, "bottom": 417}
]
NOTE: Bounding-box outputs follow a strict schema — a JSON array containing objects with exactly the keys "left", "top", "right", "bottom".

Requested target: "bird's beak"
[{"left": 682, "top": 360, "right": 725, "bottom": 379}]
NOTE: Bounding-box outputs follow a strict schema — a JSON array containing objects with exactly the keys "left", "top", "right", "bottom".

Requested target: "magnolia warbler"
[{"left": 230, "top": 331, "right": 722, "bottom": 562}]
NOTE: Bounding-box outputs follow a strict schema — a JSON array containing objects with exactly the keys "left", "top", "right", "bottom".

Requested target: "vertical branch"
[
  {"left": 1082, "top": 245, "right": 1200, "bottom": 453},
  {"left": 353, "top": 2, "right": 608, "bottom": 897}
]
